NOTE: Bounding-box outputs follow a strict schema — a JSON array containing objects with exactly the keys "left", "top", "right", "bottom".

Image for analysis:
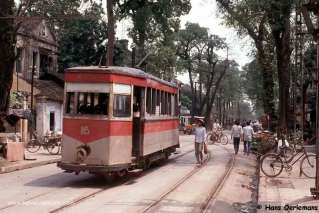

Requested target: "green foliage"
[
  {"left": 117, "top": 0, "right": 191, "bottom": 62},
  {"left": 242, "top": 60, "right": 265, "bottom": 116},
  {"left": 26, "top": 0, "right": 84, "bottom": 38},
  {"left": 180, "top": 93, "right": 192, "bottom": 110},
  {"left": 10, "top": 91, "right": 24, "bottom": 109},
  {"left": 145, "top": 46, "right": 177, "bottom": 80},
  {"left": 58, "top": 3, "right": 108, "bottom": 70}
]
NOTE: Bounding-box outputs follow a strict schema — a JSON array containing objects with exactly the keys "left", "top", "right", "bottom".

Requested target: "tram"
[{"left": 57, "top": 66, "right": 180, "bottom": 177}]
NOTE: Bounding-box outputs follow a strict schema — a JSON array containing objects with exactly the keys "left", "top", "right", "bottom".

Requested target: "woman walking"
[
  {"left": 194, "top": 119, "right": 206, "bottom": 165},
  {"left": 231, "top": 120, "right": 242, "bottom": 155}
]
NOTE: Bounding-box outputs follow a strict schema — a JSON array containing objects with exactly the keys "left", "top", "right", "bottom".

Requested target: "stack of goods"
[{"left": 251, "top": 131, "right": 276, "bottom": 155}]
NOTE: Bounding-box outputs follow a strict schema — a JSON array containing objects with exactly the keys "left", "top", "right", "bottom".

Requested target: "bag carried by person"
[{"left": 203, "top": 142, "right": 208, "bottom": 154}]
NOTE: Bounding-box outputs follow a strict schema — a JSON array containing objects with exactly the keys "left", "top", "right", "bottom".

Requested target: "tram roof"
[{"left": 65, "top": 66, "right": 178, "bottom": 88}]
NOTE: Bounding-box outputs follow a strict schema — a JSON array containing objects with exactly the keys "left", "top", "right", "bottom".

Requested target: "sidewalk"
[
  {"left": 0, "top": 149, "right": 60, "bottom": 174},
  {"left": 258, "top": 157, "right": 319, "bottom": 212}
]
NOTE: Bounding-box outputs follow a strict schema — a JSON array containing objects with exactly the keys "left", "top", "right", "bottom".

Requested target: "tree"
[
  {"left": 107, "top": 0, "right": 115, "bottom": 65},
  {"left": 198, "top": 35, "right": 228, "bottom": 118},
  {"left": 58, "top": 4, "right": 108, "bottom": 70},
  {"left": 218, "top": 63, "right": 244, "bottom": 124},
  {"left": 117, "top": 0, "right": 191, "bottom": 64},
  {"left": 265, "top": 0, "right": 293, "bottom": 129},
  {"left": 242, "top": 60, "right": 266, "bottom": 117},
  {"left": 216, "top": 0, "right": 277, "bottom": 129},
  {"left": 0, "top": 0, "right": 16, "bottom": 114},
  {"left": 176, "top": 22, "right": 208, "bottom": 117}
]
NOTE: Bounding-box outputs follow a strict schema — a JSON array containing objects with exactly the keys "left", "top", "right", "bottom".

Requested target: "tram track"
[
  {"left": 141, "top": 151, "right": 212, "bottom": 213},
  {"left": 141, "top": 144, "right": 235, "bottom": 213},
  {"left": 47, "top": 146, "right": 195, "bottom": 213},
  {"left": 200, "top": 145, "right": 235, "bottom": 212}
]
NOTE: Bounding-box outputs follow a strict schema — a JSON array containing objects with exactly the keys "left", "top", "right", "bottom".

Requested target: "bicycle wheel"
[
  {"left": 261, "top": 153, "right": 284, "bottom": 177},
  {"left": 26, "top": 141, "right": 41, "bottom": 153},
  {"left": 220, "top": 134, "right": 229, "bottom": 145},
  {"left": 206, "top": 133, "right": 215, "bottom": 144},
  {"left": 301, "top": 153, "right": 316, "bottom": 178},
  {"left": 46, "top": 142, "right": 60, "bottom": 155}
]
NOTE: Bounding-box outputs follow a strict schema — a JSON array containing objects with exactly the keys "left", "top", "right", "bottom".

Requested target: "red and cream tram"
[{"left": 57, "top": 66, "right": 180, "bottom": 176}]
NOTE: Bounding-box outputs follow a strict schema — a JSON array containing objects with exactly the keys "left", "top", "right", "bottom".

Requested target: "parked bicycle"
[
  {"left": 206, "top": 128, "right": 229, "bottom": 145},
  {"left": 260, "top": 145, "right": 316, "bottom": 178},
  {"left": 26, "top": 131, "right": 61, "bottom": 155}
]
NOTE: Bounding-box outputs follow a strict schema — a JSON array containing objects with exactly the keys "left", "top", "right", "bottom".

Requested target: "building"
[{"left": 11, "top": 20, "right": 63, "bottom": 138}]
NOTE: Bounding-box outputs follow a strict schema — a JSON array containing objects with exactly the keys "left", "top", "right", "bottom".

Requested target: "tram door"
[{"left": 132, "top": 86, "right": 144, "bottom": 157}]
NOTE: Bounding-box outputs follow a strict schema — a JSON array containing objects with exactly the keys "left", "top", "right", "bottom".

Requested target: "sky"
[{"left": 176, "top": 0, "right": 253, "bottom": 83}]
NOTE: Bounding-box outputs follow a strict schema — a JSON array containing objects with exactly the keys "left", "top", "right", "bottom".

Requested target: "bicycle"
[
  {"left": 206, "top": 128, "right": 229, "bottom": 145},
  {"left": 260, "top": 145, "right": 316, "bottom": 178},
  {"left": 26, "top": 131, "right": 61, "bottom": 155}
]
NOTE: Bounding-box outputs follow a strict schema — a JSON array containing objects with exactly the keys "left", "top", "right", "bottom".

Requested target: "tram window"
[
  {"left": 172, "top": 95, "right": 175, "bottom": 116},
  {"left": 161, "top": 91, "right": 165, "bottom": 115},
  {"left": 152, "top": 88, "right": 156, "bottom": 114},
  {"left": 76, "top": 92, "right": 109, "bottom": 115},
  {"left": 156, "top": 90, "right": 160, "bottom": 115},
  {"left": 175, "top": 94, "right": 179, "bottom": 116},
  {"left": 146, "top": 88, "right": 152, "bottom": 115},
  {"left": 113, "top": 95, "right": 131, "bottom": 117},
  {"left": 168, "top": 93, "right": 172, "bottom": 115},
  {"left": 65, "top": 92, "right": 75, "bottom": 114}
]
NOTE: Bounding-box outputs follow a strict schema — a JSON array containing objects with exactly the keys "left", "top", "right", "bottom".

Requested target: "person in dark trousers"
[{"left": 231, "top": 120, "right": 242, "bottom": 154}]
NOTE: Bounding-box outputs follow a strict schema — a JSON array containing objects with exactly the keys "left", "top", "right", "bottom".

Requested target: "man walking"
[
  {"left": 243, "top": 121, "right": 254, "bottom": 155},
  {"left": 194, "top": 119, "right": 206, "bottom": 164},
  {"left": 231, "top": 120, "right": 242, "bottom": 155}
]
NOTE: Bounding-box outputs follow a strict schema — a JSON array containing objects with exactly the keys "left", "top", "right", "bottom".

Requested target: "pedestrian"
[
  {"left": 243, "top": 121, "right": 254, "bottom": 155},
  {"left": 194, "top": 119, "right": 206, "bottom": 165},
  {"left": 213, "top": 119, "right": 221, "bottom": 130},
  {"left": 231, "top": 120, "right": 242, "bottom": 155}
]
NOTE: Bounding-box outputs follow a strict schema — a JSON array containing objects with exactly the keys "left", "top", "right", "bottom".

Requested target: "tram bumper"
[{"left": 57, "top": 161, "right": 130, "bottom": 174}]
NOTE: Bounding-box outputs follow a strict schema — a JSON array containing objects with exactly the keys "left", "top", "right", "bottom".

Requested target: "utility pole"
[
  {"left": 106, "top": 0, "right": 114, "bottom": 66},
  {"left": 301, "top": 0, "right": 319, "bottom": 199}
]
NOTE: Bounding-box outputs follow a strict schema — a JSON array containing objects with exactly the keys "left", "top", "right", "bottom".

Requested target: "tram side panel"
[
  {"left": 61, "top": 118, "right": 132, "bottom": 166},
  {"left": 142, "top": 119, "right": 179, "bottom": 156}
]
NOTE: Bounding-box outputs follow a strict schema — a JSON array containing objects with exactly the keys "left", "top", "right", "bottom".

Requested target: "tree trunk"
[
  {"left": 106, "top": 0, "right": 114, "bottom": 66},
  {"left": 136, "top": 33, "right": 146, "bottom": 66},
  {"left": 0, "top": 0, "right": 15, "bottom": 115},
  {"left": 275, "top": 31, "right": 291, "bottom": 130},
  {"left": 204, "top": 65, "right": 228, "bottom": 128},
  {"left": 188, "top": 63, "right": 195, "bottom": 117},
  {"left": 256, "top": 41, "right": 276, "bottom": 130}
]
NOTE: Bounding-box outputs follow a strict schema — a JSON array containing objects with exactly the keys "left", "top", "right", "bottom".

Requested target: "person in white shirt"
[
  {"left": 213, "top": 119, "right": 221, "bottom": 130},
  {"left": 231, "top": 120, "right": 243, "bottom": 154},
  {"left": 243, "top": 121, "right": 254, "bottom": 155},
  {"left": 194, "top": 119, "right": 206, "bottom": 164}
]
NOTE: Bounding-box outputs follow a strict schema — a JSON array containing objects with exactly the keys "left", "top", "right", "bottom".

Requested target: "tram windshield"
[{"left": 65, "top": 92, "right": 109, "bottom": 115}]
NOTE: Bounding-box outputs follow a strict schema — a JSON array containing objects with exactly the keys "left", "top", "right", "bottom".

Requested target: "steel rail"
[
  {"left": 48, "top": 147, "right": 195, "bottom": 213},
  {"left": 141, "top": 144, "right": 235, "bottom": 213},
  {"left": 141, "top": 151, "right": 212, "bottom": 213},
  {"left": 200, "top": 145, "right": 235, "bottom": 212}
]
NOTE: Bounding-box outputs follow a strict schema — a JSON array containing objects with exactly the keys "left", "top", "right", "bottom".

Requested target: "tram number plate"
[{"left": 80, "top": 126, "right": 90, "bottom": 135}]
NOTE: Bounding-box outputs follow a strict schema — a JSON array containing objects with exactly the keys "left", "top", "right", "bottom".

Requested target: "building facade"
[{"left": 11, "top": 20, "right": 63, "bottom": 138}]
